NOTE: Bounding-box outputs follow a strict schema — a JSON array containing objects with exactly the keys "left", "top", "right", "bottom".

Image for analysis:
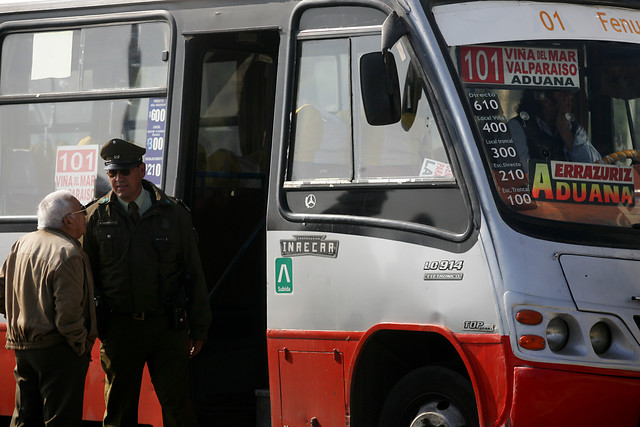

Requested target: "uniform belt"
[
  {"left": 112, "top": 310, "right": 164, "bottom": 321},
  {"left": 132, "top": 312, "right": 148, "bottom": 320}
]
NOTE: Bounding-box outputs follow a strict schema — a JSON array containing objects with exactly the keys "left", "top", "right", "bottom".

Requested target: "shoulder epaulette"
[
  {"left": 84, "top": 197, "right": 100, "bottom": 208},
  {"left": 172, "top": 197, "right": 191, "bottom": 214}
]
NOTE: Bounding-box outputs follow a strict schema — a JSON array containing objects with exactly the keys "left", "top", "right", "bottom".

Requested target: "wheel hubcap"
[{"left": 409, "top": 400, "right": 467, "bottom": 427}]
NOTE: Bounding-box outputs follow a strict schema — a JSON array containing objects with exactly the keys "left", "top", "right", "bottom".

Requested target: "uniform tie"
[{"left": 128, "top": 201, "right": 140, "bottom": 224}]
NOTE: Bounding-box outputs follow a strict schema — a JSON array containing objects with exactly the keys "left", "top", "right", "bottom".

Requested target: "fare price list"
[
  {"left": 145, "top": 97, "right": 167, "bottom": 187},
  {"left": 468, "top": 91, "right": 536, "bottom": 210}
]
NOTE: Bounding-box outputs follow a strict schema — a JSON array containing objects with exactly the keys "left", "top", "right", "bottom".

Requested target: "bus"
[{"left": 1, "top": 0, "right": 640, "bottom": 425}]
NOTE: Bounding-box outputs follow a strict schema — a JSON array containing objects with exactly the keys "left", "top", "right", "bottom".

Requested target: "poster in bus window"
[
  {"left": 460, "top": 46, "right": 579, "bottom": 89},
  {"left": 55, "top": 144, "right": 99, "bottom": 205},
  {"left": 145, "top": 97, "right": 167, "bottom": 186},
  {"left": 461, "top": 45, "right": 581, "bottom": 211},
  {"left": 530, "top": 160, "right": 634, "bottom": 206}
]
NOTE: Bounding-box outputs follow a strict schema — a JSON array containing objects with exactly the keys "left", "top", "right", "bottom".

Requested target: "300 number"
[
  {"left": 491, "top": 146, "right": 517, "bottom": 159},
  {"left": 148, "top": 137, "right": 164, "bottom": 151}
]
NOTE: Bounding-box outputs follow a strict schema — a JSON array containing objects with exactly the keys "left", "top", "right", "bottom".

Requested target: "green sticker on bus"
[{"left": 275, "top": 258, "right": 293, "bottom": 293}]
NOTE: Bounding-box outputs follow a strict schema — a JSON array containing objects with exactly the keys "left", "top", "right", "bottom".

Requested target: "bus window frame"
[
  {"left": 449, "top": 39, "right": 640, "bottom": 249},
  {"left": 276, "top": 3, "right": 476, "bottom": 243},
  {"left": 428, "top": 1, "right": 640, "bottom": 249},
  {"left": 0, "top": 10, "right": 176, "bottom": 229}
]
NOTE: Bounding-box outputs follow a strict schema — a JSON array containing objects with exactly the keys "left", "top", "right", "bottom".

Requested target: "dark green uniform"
[{"left": 84, "top": 179, "right": 211, "bottom": 427}]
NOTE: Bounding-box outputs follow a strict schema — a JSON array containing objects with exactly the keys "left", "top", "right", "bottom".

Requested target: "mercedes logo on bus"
[{"left": 304, "top": 194, "right": 316, "bottom": 209}]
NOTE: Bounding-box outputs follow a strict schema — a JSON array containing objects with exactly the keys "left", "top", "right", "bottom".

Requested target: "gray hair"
[{"left": 37, "top": 190, "right": 77, "bottom": 230}]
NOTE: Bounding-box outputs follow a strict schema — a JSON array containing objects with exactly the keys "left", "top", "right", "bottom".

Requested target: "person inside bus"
[
  {"left": 0, "top": 190, "right": 97, "bottom": 427},
  {"left": 83, "top": 138, "right": 211, "bottom": 427},
  {"left": 508, "top": 89, "right": 601, "bottom": 173}
]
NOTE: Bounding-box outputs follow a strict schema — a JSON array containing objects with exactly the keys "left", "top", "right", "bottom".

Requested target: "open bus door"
[{"left": 180, "top": 30, "right": 278, "bottom": 426}]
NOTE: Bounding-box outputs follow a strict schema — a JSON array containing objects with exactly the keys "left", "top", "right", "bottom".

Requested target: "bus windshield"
[{"left": 434, "top": 2, "right": 640, "bottom": 230}]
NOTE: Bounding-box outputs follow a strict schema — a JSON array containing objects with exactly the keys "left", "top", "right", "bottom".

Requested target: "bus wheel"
[{"left": 378, "top": 366, "right": 479, "bottom": 427}]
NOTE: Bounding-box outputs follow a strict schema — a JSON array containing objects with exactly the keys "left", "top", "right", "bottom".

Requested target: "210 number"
[{"left": 146, "top": 163, "right": 162, "bottom": 177}]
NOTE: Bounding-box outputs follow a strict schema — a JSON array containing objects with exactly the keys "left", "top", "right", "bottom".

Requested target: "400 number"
[{"left": 483, "top": 122, "right": 508, "bottom": 133}]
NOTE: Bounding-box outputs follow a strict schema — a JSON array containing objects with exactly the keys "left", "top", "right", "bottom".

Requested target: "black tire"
[{"left": 378, "top": 366, "right": 479, "bottom": 427}]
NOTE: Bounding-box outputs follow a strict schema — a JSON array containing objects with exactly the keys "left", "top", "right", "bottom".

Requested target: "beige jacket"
[{"left": 0, "top": 228, "right": 97, "bottom": 356}]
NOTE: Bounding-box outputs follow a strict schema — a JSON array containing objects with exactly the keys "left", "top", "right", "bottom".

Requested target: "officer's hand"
[
  {"left": 555, "top": 93, "right": 574, "bottom": 149},
  {"left": 188, "top": 339, "right": 204, "bottom": 358}
]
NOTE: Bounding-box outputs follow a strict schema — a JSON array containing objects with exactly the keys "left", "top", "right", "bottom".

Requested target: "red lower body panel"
[
  {"left": 509, "top": 366, "right": 640, "bottom": 427},
  {"left": 268, "top": 327, "right": 640, "bottom": 427}
]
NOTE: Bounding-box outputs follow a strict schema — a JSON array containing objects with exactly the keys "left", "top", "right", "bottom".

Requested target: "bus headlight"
[
  {"left": 589, "top": 322, "right": 612, "bottom": 355},
  {"left": 546, "top": 317, "right": 569, "bottom": 352}
]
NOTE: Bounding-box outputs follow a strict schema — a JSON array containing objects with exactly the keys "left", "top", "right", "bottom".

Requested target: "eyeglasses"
[
  {"left": 106, "top": 168, "right": 134, "bottom": 178},
  {"left": 66, "top": 207, "right": 87, "bottom": 218}
]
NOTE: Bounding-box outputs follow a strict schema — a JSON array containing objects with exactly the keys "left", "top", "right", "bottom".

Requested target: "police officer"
[{"left": 83, "top": 138, "right": 211, "bottom": 427}]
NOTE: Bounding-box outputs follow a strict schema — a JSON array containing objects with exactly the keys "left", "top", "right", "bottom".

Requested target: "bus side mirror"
[
  {"left": 360, "top": 51, "right": 401, "bottom": 125},
  {"left": 360, "top": 11, "right": 406, "bottom": 126}
]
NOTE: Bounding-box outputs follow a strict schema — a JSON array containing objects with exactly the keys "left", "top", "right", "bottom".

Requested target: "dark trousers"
[
  {"left": 100, "top": 313, "right": 191, "bottom": 427},
  {"left": 12, "top": 342, "right": 90, "bottom": 427}
]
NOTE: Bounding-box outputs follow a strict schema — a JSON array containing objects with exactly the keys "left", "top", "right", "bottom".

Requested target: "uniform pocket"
[
  {"left": 153, "top": 235, "right": 178, "bottom": 263},
  {"left": 97, "top": 225, "right": 125, "bottom": 263}
]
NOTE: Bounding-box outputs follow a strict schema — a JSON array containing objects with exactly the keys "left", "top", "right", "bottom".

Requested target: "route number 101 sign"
[
  {"left": 461, "top": 45, "right": 579, "bottom": 89},
  {"left": 55, "top": 144, "right": 99, "bottom": 205}
]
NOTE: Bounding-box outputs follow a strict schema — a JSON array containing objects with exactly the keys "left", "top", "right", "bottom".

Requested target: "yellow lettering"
[
  {"left": 556, "top": 182, "right": 571, "bottom": 200},
  {"left": 588, "top": 184, "right": 603, "bottom": 203},
  {"left": 603, "top": 185, "right": 620, "bottom": 204},
  {"left": 531, "top": 163, "right": 554, "bottom": 200},
  {"left": 622, "top": 186, "right": 634, "bottom": 205}
]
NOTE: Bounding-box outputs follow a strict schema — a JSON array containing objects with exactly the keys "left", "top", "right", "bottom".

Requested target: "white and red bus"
[{"left": 1, "top": 0, "right": 640, "bottom": 426}]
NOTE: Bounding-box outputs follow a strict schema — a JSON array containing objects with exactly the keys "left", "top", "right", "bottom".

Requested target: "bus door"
[{"left": 180, "top": 30, "right": 278, "bottom": 425}]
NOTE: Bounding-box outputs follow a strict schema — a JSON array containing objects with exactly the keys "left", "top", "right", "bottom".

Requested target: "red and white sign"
[
  {"left": 461, "top": 46, "right": 579, "bottom": 89},
  {"left": 531, "top": 161, "right": 634, "bottom": 206},
  {"left": 420, "top": 158, "right": 453, "bottom": 178},
  {"left": 55, "top": 144, "right": 99, "bottom": 204}
]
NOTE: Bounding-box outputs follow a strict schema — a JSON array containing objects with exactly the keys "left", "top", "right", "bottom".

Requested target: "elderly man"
[
  {"left": 0, "top": 190, "right": 97, "bottom": 427},
  {"left": 83, "top": 138, "right": 211, "bottom": 427}
]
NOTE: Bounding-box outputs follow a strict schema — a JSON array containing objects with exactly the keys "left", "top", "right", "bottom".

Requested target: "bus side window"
[
  {"left": 285, "top": 32, "right": 465, "bottom": 233},
  {"left": 0, "top": 22, "right": 170, "bottom": 217},
  {"left": 353, "top": 37, "right": 451, "bottom": 181},
  {"left": 288, "top": 35, "right": 452, "bottom": 184},
  {"left": 290, "top": 39, "right": 352, "bottom": 181}
]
